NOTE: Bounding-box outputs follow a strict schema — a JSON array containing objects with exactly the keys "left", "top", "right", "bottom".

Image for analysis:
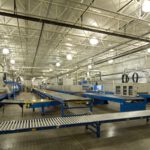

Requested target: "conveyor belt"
[
  {"left": 35, "top": 89, "right": 91, "bottom": 102},
  {"left": 33, "top": 88, "right": 93, "bottom": 116},
  {"left": 84, "top": 93, "right": 144, "bottom": 102},
  {"left": 0, "top": 98, "right": 57, "bottom": 116},
  {"left": 1, "top": 110, "right": 150, "bottom": 137},
  {"left": 1, "top": 99, "right": 51, "bottom": 104}
]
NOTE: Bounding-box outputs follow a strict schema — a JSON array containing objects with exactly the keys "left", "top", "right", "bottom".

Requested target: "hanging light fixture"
[
  {"left": 10, "top": 59, "right": 15, "bottom": 64},
  {"left": 56, "top": 62, "right": 60, "bottom": 67},
  {"left": 88, "top": 64, "right": 92, "bottom": 69},
  {"left": 108, "top": 59, "right": 114, "bottom": 64},
  {"left": 142, "top": 0, "right": 150, "bottom": 12},
  {"left": 49, "top": 68, "right": 53, "bottom": 72},
  {"left": 147, "top": 48, "right": 150, "bottom": 53},
  {"left": 109, "top": 49, "right": 114, "bottom": 52},
  {"left": 89, "top": 37, "right": 99, "bottom": 46},
  {"left": 66, "top": 54, "right": 72, "bottom": 60},
  {"left": 2, "top": 48, "right": 10, "bottom": 55}
]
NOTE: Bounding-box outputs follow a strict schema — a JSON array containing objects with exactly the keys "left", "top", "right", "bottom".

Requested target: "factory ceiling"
[{"left": 0, "top": 0, "right": 150, "bottom": 79}]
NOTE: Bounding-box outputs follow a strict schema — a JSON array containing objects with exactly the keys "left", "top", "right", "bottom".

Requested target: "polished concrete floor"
[{"left": 0, "top": 92, "right": 150, "bottom": 150}]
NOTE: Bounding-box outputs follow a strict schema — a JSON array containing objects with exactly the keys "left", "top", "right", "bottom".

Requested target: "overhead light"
[
  {"left": 49, "top": 68, "right": 53, "bottom": 72},
  {"left": 2, "top": 48, "right": 9, "bottom": 55},
  {"left": 89, "top": 38, "right": 99, "bottom": 46},
  {"left": 66, "top": 54, "right": 72, "bottom": 60},
  {"left": 108, "top": 59, "right": 114, "bottom": 64},
  {"left": 4, "top": 35, "right": 9, "bottom": 38},
  {"left": 56, "top": 62, "right": 60, "bottom": 67},
  {"left": 87, "top": 72, "right": 90, "bottom": 77},
  {"left": 88, "top": 65, "right": 92, "bottom": 69},
  {"left": 66, "top": 43, "right": 73, "bottom": 47},
  {"left": 67, "top": 38, "right": 72, "bottom": 41},
  {"left": 10, "top": 59, "right": 15, "bottom": 64},
  {"left": 70, "top": 50, "right": 77, "bottom": 54},
  {"left": 147, "top": 49, "right": 150, "bottom": 53},
  {"left": 109, "top": 49, "right": 114, "bottom": 52},
  {"left": 142, "top": 0, "right": 150, "bottom": 12}
]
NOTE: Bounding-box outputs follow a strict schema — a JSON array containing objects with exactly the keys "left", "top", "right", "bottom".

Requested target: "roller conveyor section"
[
  {"left": 1, "top": 110, "right": 150, "bottom": 137},
  {"left": 37, "top": 89, "right": 91, "bottom": 102},
  {"left": 32, "top": 88, "right": 93, "bottom": 116}
]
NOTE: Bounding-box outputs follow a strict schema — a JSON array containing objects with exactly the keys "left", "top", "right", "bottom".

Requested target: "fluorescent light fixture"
[
  {"left": 10, "top": 59, "right": 15, "bottom": 64},
  {"left": 88, "top": 64, "right": 92, "bottom": 69},
  {"left": 66, "top": 54, "right": 72, "bottom": 60},
  {"left": 56, "top": 62, "right": 60, "bottom": 67},
  {"left": 147, "top": 48, "right": 150, "bottom": 53},
  {"left": 142, "top": 0, "right": 150, "bottom": 12},
  {"left": 110, "top": 49, "right": 114, "bottom": 52},
  {"left": 89, "top": 38, "right": 99, "bottom": 46},
  {"left": 108, "top": 59, "right": 114, "bottom": 64},
  {"left": 2, "top": 48, "right": 9, "bottom": 55},
  {"left": 66, "top": 43, "right": 73, "bottom": 47}
]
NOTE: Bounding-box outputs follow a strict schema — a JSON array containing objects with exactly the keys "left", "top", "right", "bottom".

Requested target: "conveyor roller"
[{"left": 1, "top": 110, "right": 150, "bottom": 137}]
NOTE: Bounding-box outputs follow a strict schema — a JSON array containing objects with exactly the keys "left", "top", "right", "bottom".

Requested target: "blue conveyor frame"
[
  {"left": 83, "top": 93, "right": 147, "bottom": 112},
  {"left": 32, "top": 88, "right": 93, "bottom": 117},
  {"left": 1, "top": 110, "right": 150, "bottom": 138}
]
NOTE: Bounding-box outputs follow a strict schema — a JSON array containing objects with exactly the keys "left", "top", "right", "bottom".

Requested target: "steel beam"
[{"left": 0, "top": 11, "right": 149, "bottom": 42}]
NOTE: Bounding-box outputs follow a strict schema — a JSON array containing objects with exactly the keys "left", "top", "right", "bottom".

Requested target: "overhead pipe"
[
  {"left": 51, "top": 43, "right": 150, "bottom": 78},
  {"left": 94, "top": 43, "right": 150, "bottom": 65}
]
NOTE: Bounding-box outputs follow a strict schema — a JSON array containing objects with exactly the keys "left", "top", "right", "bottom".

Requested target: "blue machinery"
[
  {"left": 0, "top": 89, "right": 92, "bottom": 117},
  {"left": 139, "top": 94, "right": 150, "bottom": 102},
  {"left": 0, "top": 99, "right": 58, "bottom": 116},
  {"left": 0, "top": 93, "right": 8, "bottom": 101},
  {"left": 32, "top": 88, "right": 93, "bottom": 117},
  {"left": 0, "top": 110, "right": 150, "bottom": 138},
  {"left": 44, "top": 88, "right": 147, "bottom": 112},
  {"left": 0, "top": 81, "right": 22, "bottom": 101},
  {"left": 4, "top": 81, "right": 21, "bottom": 98},
  {"left": 83, "top": 93, "right": 146, "bottom": 112}
]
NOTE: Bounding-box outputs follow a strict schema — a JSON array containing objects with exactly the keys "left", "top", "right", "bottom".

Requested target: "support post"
[
  {"left": 96, "top": 122, "right": 101, "bottom": 138},
  {"left": 21, "top": 105, "right": 24, "bottom": 117},
  {"left": 2, "top": 104, "right": 5, "bottom": 114},
  {"left": 41, "top": 107, "right": 45, "bottom": 115},
  {"left": 146, "top": 117, "right": 149, "bottom": 123},
  {"left": 61, "top": 103, "right": 64, "bottom": 117}
]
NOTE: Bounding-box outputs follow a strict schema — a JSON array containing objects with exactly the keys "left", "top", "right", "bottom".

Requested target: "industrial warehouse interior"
[{"left": 1, "top": 0, "right": 150, "bottom": 150}]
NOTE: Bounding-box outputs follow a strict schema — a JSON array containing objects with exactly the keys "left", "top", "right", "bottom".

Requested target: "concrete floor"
[{"left": 0, "top": 92, "right": 150, "bottom": 150}]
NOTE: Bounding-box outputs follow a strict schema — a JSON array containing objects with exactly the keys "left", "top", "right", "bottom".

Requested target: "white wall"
[{"left": 97, "top": 56, "right": 150, "bottom": 84}]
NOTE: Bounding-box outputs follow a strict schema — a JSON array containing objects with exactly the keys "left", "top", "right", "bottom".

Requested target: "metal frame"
[
  {"left": 83, "top": 93, "right": 147, "bottom": 112},
  {"left": 0, "top": 99, "right": 60, "bottom": 116},
  {"left": 1, "top": 110, "right": 150, "bottom": 138},
  {"left": 32, "top": 88, "right": 93, "bottom": 117}
]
